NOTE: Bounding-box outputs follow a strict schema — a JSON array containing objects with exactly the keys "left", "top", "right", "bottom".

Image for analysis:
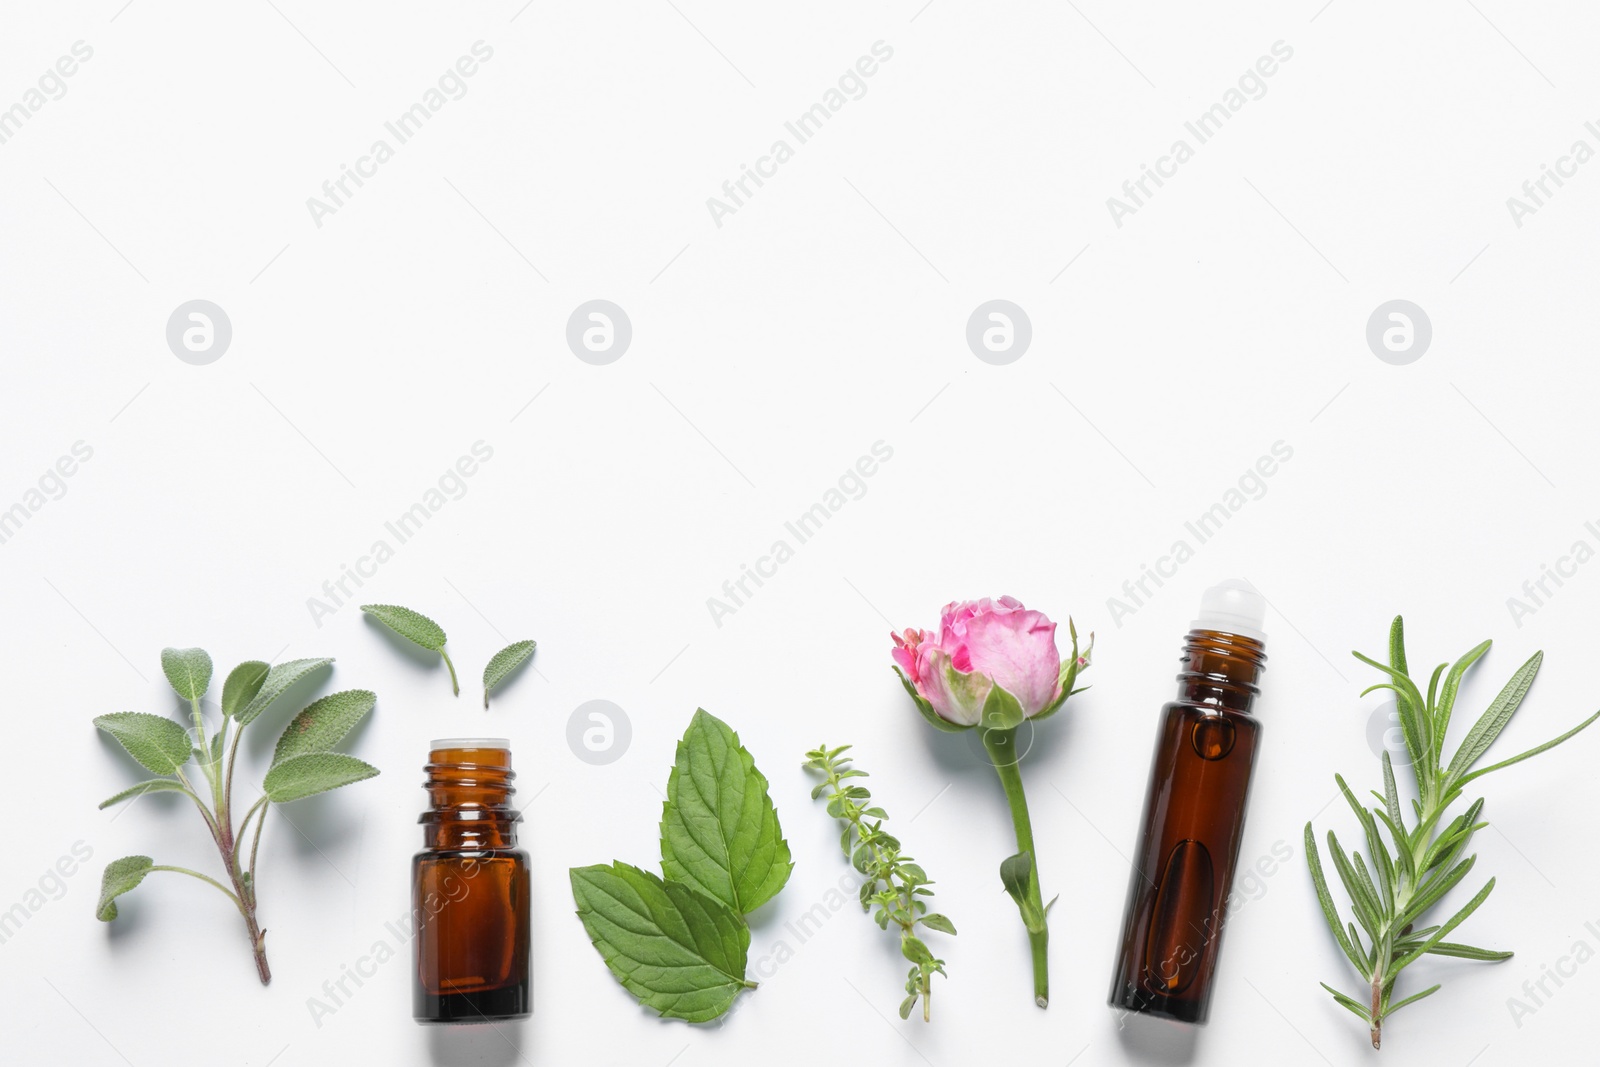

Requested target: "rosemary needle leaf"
[{"left": 1307, "top": 619, "right": 1600, "bottom": 1047}]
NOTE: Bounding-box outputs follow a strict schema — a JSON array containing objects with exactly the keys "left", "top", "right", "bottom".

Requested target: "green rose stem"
[{"left": 981, "top": 726, "right": 1049, "bottom": 1008}]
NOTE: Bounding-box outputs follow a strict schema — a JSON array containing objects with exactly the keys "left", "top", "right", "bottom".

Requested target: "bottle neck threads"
[
  {"left": 419, "top": 742, "right": 520, "bottom": 851},
  {"left": 1175, "top": 630, "right": 1266, "bottom": 713}
]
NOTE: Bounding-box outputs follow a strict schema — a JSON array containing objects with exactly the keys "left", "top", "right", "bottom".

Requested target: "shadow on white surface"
[
  {"left": 425, "top": 1016, "right": 530, "bottom": 1066},
  {"left": 1115, "top": 1009, "right": 1200, "bottom": 1065}
]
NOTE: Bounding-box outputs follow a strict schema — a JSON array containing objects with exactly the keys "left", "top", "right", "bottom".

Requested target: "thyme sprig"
[
  {"left": 804, "top": 744, "right": 955, "bottom": 1022},
  {"left": 1306, "top": 617, "right": 1600, "bottom": 1048}
]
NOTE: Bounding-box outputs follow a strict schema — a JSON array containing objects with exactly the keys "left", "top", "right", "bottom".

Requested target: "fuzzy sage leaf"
[
  {"left": 361, "top": 604, "right": 459, "bottom": 696},
  {"left": 161, "top": 647, "right": 213, "bottom": 702},
  {"left": 94, "top": 712, "right": 192, "bottom": 776},
  {"left": 96, "top": 856, "right": 154, "bottom": 921},
  {"left": 221, "top": 661, "right": 270, "bottom": 717},
  {"left": 98, "top": 779, "right": 190, "bottom": 809},
  {"left": 263, "top": 752, "right": 380, "bottom": 803},
  {"left": 271, "top": 690, "right": 376, "bottom": 767},
  {"left": 235, "top": 658, "right": 334, "bottom": 725},
  {"left": 482, "top": 640, "right": 537, "bottom": 708}
]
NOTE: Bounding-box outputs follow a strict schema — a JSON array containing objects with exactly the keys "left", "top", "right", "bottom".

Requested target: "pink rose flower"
[
  {"left": 889, "top": 595, "right": 1092, "bottom": 1008},
  {"left": 891, "top": 597, "right": 1068, "bottom": 727}
]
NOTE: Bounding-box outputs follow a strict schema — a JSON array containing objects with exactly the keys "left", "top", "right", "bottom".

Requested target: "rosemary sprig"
[
  {"left": 1305, "top": 616, "right": 1600, "bottom": 1049},
  {"left": 804, "top": 744, "right": 956, "bottom": 1021}
]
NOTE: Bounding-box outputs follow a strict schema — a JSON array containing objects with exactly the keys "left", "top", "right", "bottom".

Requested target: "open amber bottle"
[
  {"left": 1109, "top": 580, "right": 1268, "bottom": 1024},
  {"left": 413, "top": 738, "right": 531, "bottom": 1024}
]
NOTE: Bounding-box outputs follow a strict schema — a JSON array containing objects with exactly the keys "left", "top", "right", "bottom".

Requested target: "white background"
[{"left": 3, "top": 1, "right": 1598, "bottom": 1065}]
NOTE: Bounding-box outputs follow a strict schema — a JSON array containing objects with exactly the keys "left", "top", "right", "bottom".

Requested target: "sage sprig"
[
  {"left": 1305, "top": 617, "right": 1600, "bottom": 1048},
  {"left": 804, "top": 744, "right": 955, "bottom": 1021},
  {"left": 94, "top": 650, "right": 378, "bottom": 983}
]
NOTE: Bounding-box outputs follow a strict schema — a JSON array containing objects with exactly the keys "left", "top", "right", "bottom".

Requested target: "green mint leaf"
[
  {"left": 160, "top": 647, "right": 213, "bottom": 701},
  {"left": 96, "top": 856, "right": 154, "bottom": 921},
  {"left": 659, "top": 709, "right": 793, "bottom": 915},
  {"left": 569, "top": 861, "right": 754, "bottom": 1022},
  {"left": 93, "top": 712, "right": 193, "bottom": 776},
  {"left": 220, "top": 661, "right": 271, "bottom": 717},
  {"left": 921, "top": 913, "right": 957, "bottom": 936},
  {"left": 263, "top": 752, "right": 379, "bottom": 803},
  {"left": 98, "top": 780, "right": 188, "bottom": 809},
  {"left": 271, "top": 690, "right": 376, "bottom": 768},
  {"left": 482, "top": 640, "right": 537, "bottom": 709},
  {"left": 360, "top": 604, "right": 446, "bottom": 650},
  {"left": 235, "top": 657, "right": 334, "bottom": 725}
]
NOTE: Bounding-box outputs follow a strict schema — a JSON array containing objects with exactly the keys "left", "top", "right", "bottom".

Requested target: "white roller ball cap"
[{"left": 1191, "top": 578, "right": 1267, "bottom": 641}]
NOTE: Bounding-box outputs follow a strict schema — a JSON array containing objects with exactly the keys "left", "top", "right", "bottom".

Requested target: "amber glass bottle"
[
  {"left": 1109, "top": 580, "right": 1267, "bottom": 1024},
  {"left": 413, "top": 739, "right": 531, "bottom": 1024}
]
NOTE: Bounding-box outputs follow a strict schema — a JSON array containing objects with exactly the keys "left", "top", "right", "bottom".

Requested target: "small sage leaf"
[
  {"left": 360, "top": 604, "right": 446, "bottom": 650},
  {"left": 94, "top": 712, "right": 193, "bottom": 776},
  {"left": 569, "top": 862, "right": 754, "bottom": 1022},
  {"left": 236, "top": 657, "right": 334, "bottom": 726},
  {"left": 361, "top": 605, "right": 458, "bottom": 695},
  {"left": 482, "top": 640, "right": 537, "bottom": 708},
  {"left": 160, "top": 647, "right": 213, "bottom": 702},
  {"left": 660, "top": 709, "right": 793, "bottom": 915},
  {"left": 98, "top": 779, "right": 188, "bottom": 809},
  {"left": 263, "top": 752, "right": 379, "bottom": 803},
  {"left": 221, "top": 661, "right": 270, "bottom": 717},
  {"left": 97, "top": 856, "right": 154, "bottom": 921},
  {"left": 272, "top": 690, "right": 376, "bottom": 768}
]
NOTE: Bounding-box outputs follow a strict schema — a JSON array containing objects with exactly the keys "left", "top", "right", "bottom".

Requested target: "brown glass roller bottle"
[
  {"left": 413, "top": 738, "right": 531, "bottom": 1024},
  {"left": 1109, "top": 580, "right": 1267, "bottom": 1024}
]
